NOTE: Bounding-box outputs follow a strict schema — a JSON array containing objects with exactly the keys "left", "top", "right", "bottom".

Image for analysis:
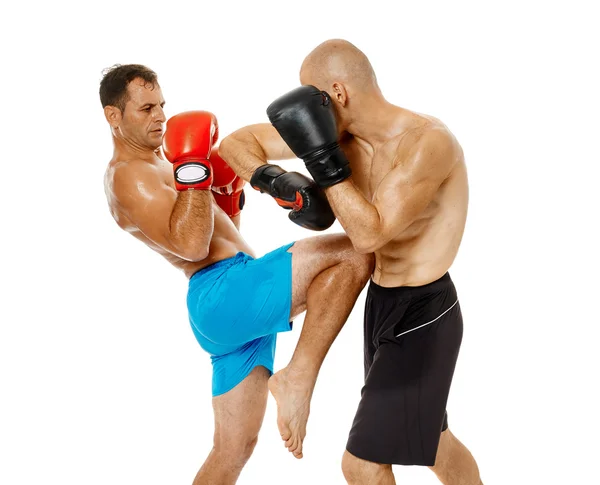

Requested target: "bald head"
[{"left": 300, "top": 39, "right": 378, "bottom": 94}]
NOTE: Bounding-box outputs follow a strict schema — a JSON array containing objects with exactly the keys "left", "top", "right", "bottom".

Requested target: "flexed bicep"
[
  {"left": 112, "top": 161, "right": 213, "bottom": 261},
  {"left": 371, "top": 129, "right": 459, "bottom": 247}
]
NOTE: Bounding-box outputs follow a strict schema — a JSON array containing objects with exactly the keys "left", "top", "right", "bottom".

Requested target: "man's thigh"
[
  {"left": 212, "top": 365, "right": 270, "bottom": 447},
  {"left": 287, "top": 233, "right": 364, "bottom": 317}
]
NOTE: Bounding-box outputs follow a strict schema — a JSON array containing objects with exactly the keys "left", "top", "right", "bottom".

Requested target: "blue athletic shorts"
[{"left": 187, "top": 242, "right": 295, "bottom": 396}]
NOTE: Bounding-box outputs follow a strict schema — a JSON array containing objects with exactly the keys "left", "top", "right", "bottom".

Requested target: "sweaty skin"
[
  {"left": 329, "top": 115, "right": 468, "bottom": 287},
  {"left": 294, "top": 38, "right": 468, "bottom": 287},
  {"left": 103, "top": 79, "right": 254, "bottom": 278},
  {"left": 103, "top": 76, "right": 374, "bottom": 472},
  {"left": 219, "top": 109, "right": 467, "bottom": 289},
  {"left": 220, "top": 39, "right": 480, "bottom": 484}
]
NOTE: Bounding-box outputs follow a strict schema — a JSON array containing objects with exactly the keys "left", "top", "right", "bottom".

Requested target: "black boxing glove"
[
  {"left": 250, "top": 164, "right": 335, "bottom": 231},
  {"left": 266, "top": 85, "right": 351, "bottom": 188}
]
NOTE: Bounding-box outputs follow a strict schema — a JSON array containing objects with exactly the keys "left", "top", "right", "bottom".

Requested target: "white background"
[{"left": 1, "top": 1, "right": 598, "bottom": 484}]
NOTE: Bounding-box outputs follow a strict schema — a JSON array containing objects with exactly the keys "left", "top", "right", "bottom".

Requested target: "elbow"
[
  {"left": 218, "top": 132, "right": 247, "bottom": 161},
  {"left": 354, "top": 245, "right": 375, "bottom": 255},
  {"left": 217, "top": 136, "right": 243, "bottom": 175},
  {"left": 352, "top": 232, "right": 388, "bottom": 254},
  {"left": 177, "top": 243, "right": 210, "bottom": 262},
  {"left": 352, "top": 238, "right": 378, "bottom": 255},
  {"left": 184, "top": 248, "right": 209, "bottom": 263},
  {"left": 186, "top": 249, "right": 210, "bottom": 262},
  {"left": 352, "top": 220, "right": 395, "bottom": 254},
  {"left": 217, "top": 136, "right": 233, "bottom": 160}
]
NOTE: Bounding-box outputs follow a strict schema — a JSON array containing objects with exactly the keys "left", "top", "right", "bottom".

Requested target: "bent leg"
[
  {"left": 269, "top": 234, "right": 374, "bottom": 458},
  {"left": 193, "top": 366, "right": 270, "bottom": 485},
  {"left": 429, "top": 428, "right": 483, "bottom": 485},
  {"left": 341, "top": 450, "right": 396, "bottom": 485}
]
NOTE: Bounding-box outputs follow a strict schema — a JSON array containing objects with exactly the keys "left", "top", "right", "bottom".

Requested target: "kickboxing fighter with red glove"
[
  {"left": 101, "top": 64, "right": 372, "bottom": 484},
  {"left": 219, "top": 40, "right": 483, "bottom": 485}
]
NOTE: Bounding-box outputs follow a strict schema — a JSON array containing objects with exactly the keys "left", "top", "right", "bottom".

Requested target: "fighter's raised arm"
[
  {"left": 220, "top": 123, "right": 336, "bottom": 232},
  {"left": 219, "top": 123, "right": 295, "bottom": 181},
  {"left": 326, "top": 127, "right": 460, "bottom": 253},
  {"left": 107, "top": 156, "right": 213, "bottom": 261}
]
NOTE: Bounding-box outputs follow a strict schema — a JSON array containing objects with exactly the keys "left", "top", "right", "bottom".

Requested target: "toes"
[
  {"left": 286, "top": 435, "right": 297, "bottom": 452},
  {"left": 278, "top": 421, "right": 291, "bottom": 442},
  {"left": 292, "top": 439, "right": 303, "bottom": 459},
  {"left": 288, "top": 434, "right": 304, "bottom": 458}
]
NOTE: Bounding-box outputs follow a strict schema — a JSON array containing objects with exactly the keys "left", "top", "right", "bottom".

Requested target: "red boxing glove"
[
  {"left": 211, "top": 149, "right": 246, "bottom": 217},
  {"left": 211, "top": 145, "right": 236, "bottom": 188},
  {"left": 162, "top": 111, "right": 218, "bottom": 191},
  {"left": 213, "top": 177, "right": 246, "bottom": 217}
]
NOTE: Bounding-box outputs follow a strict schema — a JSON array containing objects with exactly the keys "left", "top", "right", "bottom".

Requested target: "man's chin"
[{"left": 147, "top": 133, "right": 163, "bottom": 151}]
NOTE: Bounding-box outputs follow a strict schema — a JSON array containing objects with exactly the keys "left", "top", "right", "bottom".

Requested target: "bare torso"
[
  {"left": 104, "top": 151, "right": 254, "bottom": 279},
  {"left": 341, "top": 113, "right": 468, "bottom": 288}
]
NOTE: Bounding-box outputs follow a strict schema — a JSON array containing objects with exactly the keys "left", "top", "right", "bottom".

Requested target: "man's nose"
[{"left": 154, "top": 105, "right": 166, "bottom": 123}]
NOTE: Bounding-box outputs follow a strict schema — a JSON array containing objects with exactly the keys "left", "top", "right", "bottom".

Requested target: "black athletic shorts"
[{"left": 346, "top": 272, "right": 463, "bottom": 466}]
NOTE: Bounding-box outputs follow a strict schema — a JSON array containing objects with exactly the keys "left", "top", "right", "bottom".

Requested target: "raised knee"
[{"left": 348, "top": 252, "right": 375, "bottom": 286}]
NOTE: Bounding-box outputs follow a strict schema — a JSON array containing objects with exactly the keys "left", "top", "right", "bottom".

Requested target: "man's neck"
[
  {"left": 112, "top": 135, "right": 160, "bottom": 163},
  {"left": 346, "top": 99, "right": 408, "bottom": 150}
]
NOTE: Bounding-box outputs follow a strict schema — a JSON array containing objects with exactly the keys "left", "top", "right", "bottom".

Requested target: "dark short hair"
[{"left": 99, "top": 64, "right": 158, "bottom": 111}]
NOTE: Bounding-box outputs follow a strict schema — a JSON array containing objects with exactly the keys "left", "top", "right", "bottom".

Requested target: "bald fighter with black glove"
[{"left": 219, "top": 38, "right": 482, "bottom": 485}]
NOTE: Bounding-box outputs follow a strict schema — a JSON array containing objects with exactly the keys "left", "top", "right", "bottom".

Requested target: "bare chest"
[{"left": 342, "top": 140, "right": 404, "bottom": 201}]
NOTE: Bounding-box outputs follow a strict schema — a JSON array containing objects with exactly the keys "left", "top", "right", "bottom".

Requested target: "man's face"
[{"left": 118, "top": 78, "right": 166, "bottom": 150}]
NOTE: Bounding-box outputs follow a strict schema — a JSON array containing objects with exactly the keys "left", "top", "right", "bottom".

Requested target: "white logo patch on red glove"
[{"left": 176, "top": 163, "right": 209, "bottom": 184}]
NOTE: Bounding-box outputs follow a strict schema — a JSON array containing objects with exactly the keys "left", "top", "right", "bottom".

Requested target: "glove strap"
[
  {"left": 249, "top": 164, "right": 287, "bottom": 196},
  {"left": 305, "top": 146, "right": 351, "bottom": 188}
]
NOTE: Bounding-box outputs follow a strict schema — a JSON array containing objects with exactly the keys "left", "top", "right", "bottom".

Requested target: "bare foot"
[{"left": 268, "top": 367, "right": 315, "bottom": 459}]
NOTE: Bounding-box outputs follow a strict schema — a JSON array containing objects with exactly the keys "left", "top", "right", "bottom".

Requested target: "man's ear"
[
  {"left": 331, "top": 82, "right": 348, "bottom": 107},
  {"left": 104, "top": 105, "right": 122, "bottom": 128}
]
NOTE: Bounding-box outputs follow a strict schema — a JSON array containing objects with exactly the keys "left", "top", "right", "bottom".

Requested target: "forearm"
[
  {"left": 219, "top": 132, "right": 267, "bottom": 182},
  {"left": 325, "top": 181, "right": 383, "bottom": 253},
  {"left": 169, "top": 190, "right": 214, "bottom": 261}
]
